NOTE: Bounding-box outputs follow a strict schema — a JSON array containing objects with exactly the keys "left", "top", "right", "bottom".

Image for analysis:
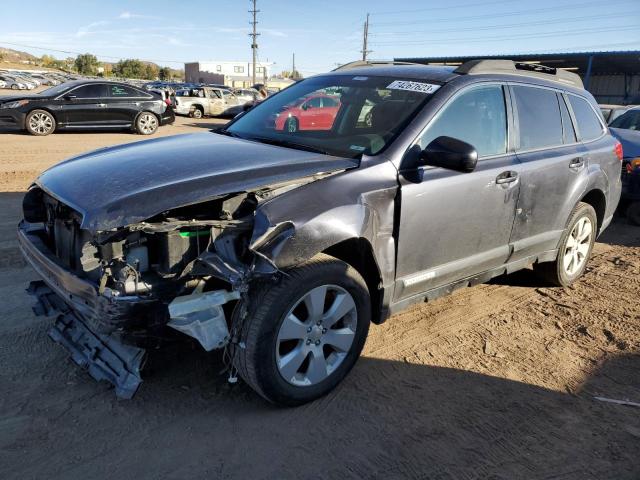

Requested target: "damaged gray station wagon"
[{"left": 19, "top": 60, "right": 622, "bottom": 405}]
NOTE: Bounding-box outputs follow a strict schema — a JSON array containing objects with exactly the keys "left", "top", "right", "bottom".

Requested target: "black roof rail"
[
  {"left": 454, "top": 59, "right": 584, "bottom": 89},
  {"left": 332, "top": 60, "right": 421, "bottom": 71}
]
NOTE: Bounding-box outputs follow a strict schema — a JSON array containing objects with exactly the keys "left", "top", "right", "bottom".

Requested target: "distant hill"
[{"left": 0, "top": 47, "right": 38, "bottom": 64}]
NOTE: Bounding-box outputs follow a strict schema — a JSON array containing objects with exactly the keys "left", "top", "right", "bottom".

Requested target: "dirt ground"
[{"left": 0, "top": 95, "right": 638, "bottom": 479}]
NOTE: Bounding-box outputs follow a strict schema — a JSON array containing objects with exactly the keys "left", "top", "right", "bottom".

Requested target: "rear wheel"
[
  {"left": 11, "top": 84, "right": 18, "bottom": 90},
  {"left": 190, "top": 107, "right": 203, "bottom": 119},
  {"left": 534, "top": 202, "right": 597, "bottom": 287},
  {"left": 25, "top": 110, "right": 56, "bottom": 136},
  {"left": 284, "top": 117, "right": 299, "bottom": 133},
  {"left": 232, "top": 254, "right": 371, "bottom": 406},
  {"left": 135, "top": 112, "right": 159, "bottom": 135}
]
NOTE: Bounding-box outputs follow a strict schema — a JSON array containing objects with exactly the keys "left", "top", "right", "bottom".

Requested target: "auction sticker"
[{"left": 386, "top": 80, "right": 440, "bottom": 94}]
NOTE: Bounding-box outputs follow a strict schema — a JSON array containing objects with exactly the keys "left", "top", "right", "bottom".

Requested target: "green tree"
[
  {"left": 113, "top": 59, "right": 145, "bottom": 79},
  {"left": 143, "top": 63, "right": 158, "bottom": 80},
  {"left": 158, "top": 67, "right": 171, "bottom": 81},
  {"left": 74, "top": 53, "right": 99, "bottom": 75}
]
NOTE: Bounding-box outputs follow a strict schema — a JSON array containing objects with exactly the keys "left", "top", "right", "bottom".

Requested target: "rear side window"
[
  {"left": 418, "top": 85, "right": 507, "bottom": 158},
  {"left": 568, "top": 95, "right": 604, "bottom": 141},
  {"left": 558, "top": 94, "right": 577, "bottom": 144},
  {"left": 108, "top": 84, "right": 145, "bottom": 97},
  {"left": 513, "top": 86, "right": 563, "bottom": 150}
]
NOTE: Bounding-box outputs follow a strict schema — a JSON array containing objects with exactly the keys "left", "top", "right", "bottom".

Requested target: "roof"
[
  {"left": 330, "top": 63, "right": 458, "bottom": 83},
  {"left": 395, "top": 51, "right": 640, "bottom": 76}
]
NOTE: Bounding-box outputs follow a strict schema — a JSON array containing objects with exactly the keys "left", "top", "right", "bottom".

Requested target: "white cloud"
[
  {"left": 76, "top": 21, "right": 109, "bottom": 38},
  {"left": 119, "top": 11, "right": 160, "bottom": 20}
]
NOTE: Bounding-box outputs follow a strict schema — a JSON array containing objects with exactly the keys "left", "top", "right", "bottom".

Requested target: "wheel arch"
[
  {"left": 27, "top": 107, "right": 58, "bottom": 121},
  {"left": 580, "top": 188, "right": 606, "bottom": 235},
  {"left": 322, "top": 237, "right": 385, "bottom": 324}
]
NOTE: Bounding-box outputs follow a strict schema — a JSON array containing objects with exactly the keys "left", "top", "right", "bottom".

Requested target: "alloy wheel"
[
  {"left": 29, "top": 112, "right": 54, "bottom": 135},
  {"left": 562, "top": 216, "right": 592, "bottom": 276},
  {"left": 276, "top": 284, "right": 358, "bottom": 386},
  {"left": 138, "top": 113, "right": 158, "bottom": 134}
]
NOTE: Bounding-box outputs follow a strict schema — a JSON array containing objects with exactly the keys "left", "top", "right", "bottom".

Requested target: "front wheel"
[
  {"left": 135, "top": 112, "right": 159, "bottom": 135},
  {"left": 232, "top": 254, "right": 371, "bottom": 406},
  {"left": 25, "top": 109, "right": 56, "bottom": 136},
  {"left": 534, "top": 202, "right": 597, "bottom": 287}
]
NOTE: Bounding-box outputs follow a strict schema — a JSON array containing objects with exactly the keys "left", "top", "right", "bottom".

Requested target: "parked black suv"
[
  {"left": 18, "top": 60, "right": 622, "bottom": 405},
  {"left": 0, "top": 80, "right": 174, "bottom": 135}
]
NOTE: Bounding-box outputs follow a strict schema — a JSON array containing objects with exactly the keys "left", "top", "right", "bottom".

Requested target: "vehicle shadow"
[{"left": 57, "top": 345, "right": 639, "bottom": 479}]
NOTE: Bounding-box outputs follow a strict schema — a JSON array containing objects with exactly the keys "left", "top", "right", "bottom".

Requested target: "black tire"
[
  {"left": 232, "top": 253, "right": 371, "bottom": 406},
  {"left": 25, "top": 109, "right": 56, "bottom": 136},
  {"left": 11, "top": 84, "right": 18, "bottom": 90},
  {"left": 135, "top": 112, "right": 159, "bottom": 135},
  {"left": 626, "top": 201, "right": 640, "bottom": 226},
  {"left": 190, "top": 107, "right": 203, "bottom": 119},
  {"left": 534, "top": 202, "right": 597, "bottom": 287},
  {"left": 284, "top": 117, "right": 299, "bottom": 133}
]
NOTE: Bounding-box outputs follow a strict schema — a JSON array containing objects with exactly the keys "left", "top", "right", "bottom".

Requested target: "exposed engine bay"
[{"left": 18, "top": 180, "right": 310, "bottom": 397}]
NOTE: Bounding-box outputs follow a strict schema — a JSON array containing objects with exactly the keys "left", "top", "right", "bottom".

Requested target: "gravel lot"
[{"left": 0, "top": 87, "right": 638, "bottom": 479}]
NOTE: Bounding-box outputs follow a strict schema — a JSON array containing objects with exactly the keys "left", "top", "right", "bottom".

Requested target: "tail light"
[
  {"left": 628, "top": 157, "right": 640, "bottom": 174},
  {"left": 614, "top": 141, "right": 623, "bottom": 161}
]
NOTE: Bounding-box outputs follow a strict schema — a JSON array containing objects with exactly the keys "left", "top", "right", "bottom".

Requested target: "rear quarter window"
[
  {"left": 512, "top": 85, "right": 563, "bottom": 150},
  {"left": 568, "top": 95, "right": 604, "bottom": 141}
]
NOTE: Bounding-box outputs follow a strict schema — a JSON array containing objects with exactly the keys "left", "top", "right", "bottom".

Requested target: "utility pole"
[
  {"left": 361, "top": 13, "right": 371, "bottom": 61},
  {"left": 292, "top": 52, "right": 296, "bottom": 79},
  {"left": 249, "top": 0, "right": 260, "bottom": 85}
]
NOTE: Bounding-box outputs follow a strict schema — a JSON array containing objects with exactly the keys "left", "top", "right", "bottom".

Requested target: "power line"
[
  {"left": 370, "top": 25, "right": 639, "bottom": 47},
  {"left": 0, "top": 41, "right": 186, "bottom": 65},
  {"left": 371, "top": 0, "right": 635, "bottom": 27},
  {"left": 369, "top": 0, "right": 514, "bottom": 15},
  {"left": 368, "top": 11, "right": 640, "bottom": 37}
]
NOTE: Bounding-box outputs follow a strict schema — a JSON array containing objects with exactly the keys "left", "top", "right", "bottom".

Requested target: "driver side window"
[{"left": 418, "top": 85, "right": 507, "bottom": 158}]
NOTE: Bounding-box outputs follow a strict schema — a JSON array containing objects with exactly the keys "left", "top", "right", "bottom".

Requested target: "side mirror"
[
  {"left": 302, "top": 103, "right": 311, "bottom": 111},
  {"left": 421, "top": 136, "right": 478, "bottom": 173}
]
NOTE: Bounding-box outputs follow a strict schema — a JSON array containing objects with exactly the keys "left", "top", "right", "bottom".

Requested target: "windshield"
[
  {"left": 224, "top": 74, "right": 439, "bottom": 158},
  {"left": 39, "top": 82, "right": 74, "bottom": 96},
  {"left": 609, "top": 109, "right": 640, "bottom": 131}
]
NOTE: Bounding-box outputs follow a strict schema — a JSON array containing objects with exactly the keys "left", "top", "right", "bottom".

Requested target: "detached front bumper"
[{"left": 18, "top": 221, "right": 152, "bottom": 398}]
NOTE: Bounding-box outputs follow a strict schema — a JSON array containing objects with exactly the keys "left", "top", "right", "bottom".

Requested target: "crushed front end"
[{"left": 18, "top": 186, "right": 284, "bottom": 398}]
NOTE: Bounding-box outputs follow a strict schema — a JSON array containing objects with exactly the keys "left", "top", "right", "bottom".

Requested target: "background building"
[
  {"left": 395, "top": 51, "right": 640, "bottom": 104},
  {"left": 185, "top": 60, "right": 273, "bottom": 87}
]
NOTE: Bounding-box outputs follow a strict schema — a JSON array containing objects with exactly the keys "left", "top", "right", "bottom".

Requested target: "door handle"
[
  {"left": 569, "top": 157, "right": 585, "bottom": 169},
  {"left": 496, "top": 171, "right": 518, "bottom": 185},
  {"left": 96, "top": 103, "right": 107, "bottom": 108}
]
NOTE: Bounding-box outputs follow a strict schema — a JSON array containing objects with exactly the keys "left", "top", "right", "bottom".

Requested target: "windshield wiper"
[
  {"left": 245, "top": 136, "right": 334, "bottom": 156},
  {"left": 215, "top": 128, "right": 244, "bottom": 139}
]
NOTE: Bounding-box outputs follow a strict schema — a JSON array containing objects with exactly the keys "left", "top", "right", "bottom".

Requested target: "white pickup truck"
[{"left": 174, "top": 87, "right": 244, "bottom": 118}]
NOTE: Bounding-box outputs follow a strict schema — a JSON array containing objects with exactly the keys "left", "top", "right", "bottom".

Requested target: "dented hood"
[{"left": 35, "top": 132, "right": 358, "bottom": 232}]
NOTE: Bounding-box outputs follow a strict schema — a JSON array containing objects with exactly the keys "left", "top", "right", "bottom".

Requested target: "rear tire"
[
  {"left": 135, "top": 112, "right": 159, "bottom": 135},
  {"left": 284, "top": 117, "right": 299, "bottom": 133},
  {"left": 190, "top": 107, "right": 203, "bottom": 119},
  {"left": 627, "top": 201, "right": 640, "bottom": 226},
  {"left": 534, "top": 202, "right": 597, "bottom": 287},
  {"left": 25, "top": 109, "right": 56, "bottom": 136},
  {"left": 11, "top": 84, "right": 18, "bottom": 90},
  {"left": 232, "top": 254, "right": 371, "bottom": 406}
]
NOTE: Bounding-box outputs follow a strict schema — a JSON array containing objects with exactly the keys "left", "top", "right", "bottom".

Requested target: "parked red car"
[{"left": 274, "top": 94, "right": 340, "bottom": 132}]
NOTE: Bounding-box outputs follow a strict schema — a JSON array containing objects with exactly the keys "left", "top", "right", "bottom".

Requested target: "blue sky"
[{"left": 1, "top": 0, "right": 639, "bottom": 76}]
